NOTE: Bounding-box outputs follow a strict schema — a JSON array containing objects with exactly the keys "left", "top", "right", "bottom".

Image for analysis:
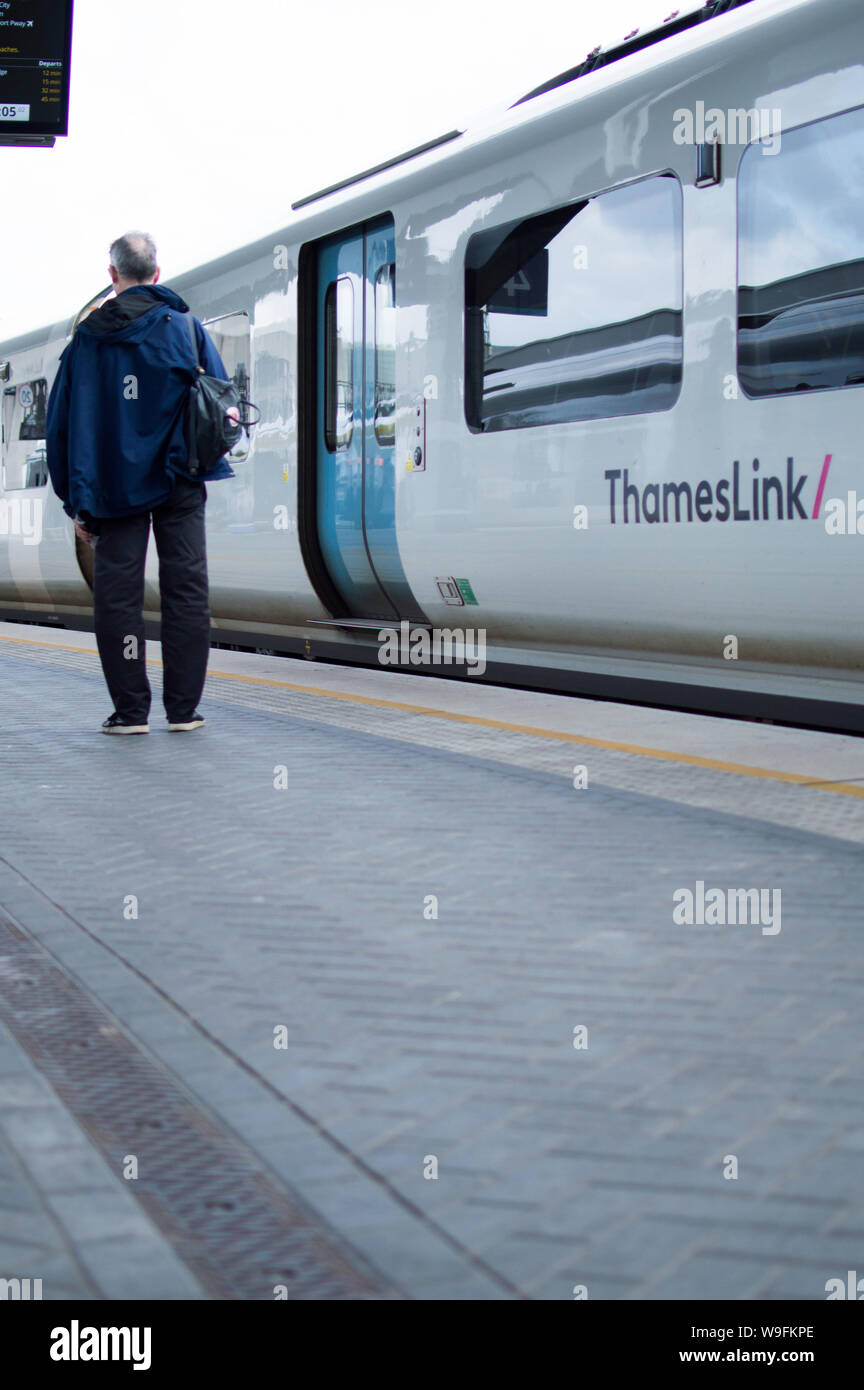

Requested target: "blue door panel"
[
  {"left": 316, "top": 233, "right": 385, "bottom": 615},
  {"left": 363, "top": 222, "right": 418, "bottom": 616},
  {"left": 315, "top": 217, "right": 421, "bottom": 620}
]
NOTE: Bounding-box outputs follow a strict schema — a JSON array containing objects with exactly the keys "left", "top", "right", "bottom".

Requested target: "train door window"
[
  {"left": 71, "top": 286, "right": 114, "bottom": 333},
  {"left": 374, "top": 262, "right": 395, "bottom": 444},
  {"left": 202, "top": 311, "right": 252, "bottom": 462},
  {"left": 1, "top": 379, "right": 49, "bottom": 490},
  {"left": 324, "top": 275, "right": 354, "bottom": 450},
  {"left": 738, "top": 105, "right": 864, "bottom": 397},
  {"left": 465, "top": 174, "right": 683, "bottom": 432}
]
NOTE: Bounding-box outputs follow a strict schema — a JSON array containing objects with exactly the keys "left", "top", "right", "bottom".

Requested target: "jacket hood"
[{"left": 77, "top": 283, "right": 190, "bottom": 341}]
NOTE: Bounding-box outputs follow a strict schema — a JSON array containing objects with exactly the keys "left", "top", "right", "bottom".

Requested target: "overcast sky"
[{"left": 0, "top": 0, "right": 656, "bottom": 340}]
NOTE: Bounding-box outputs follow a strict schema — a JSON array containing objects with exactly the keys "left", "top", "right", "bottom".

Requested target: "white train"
[{"left": 2, "top": 0, "right": 863, "bottom": 728}]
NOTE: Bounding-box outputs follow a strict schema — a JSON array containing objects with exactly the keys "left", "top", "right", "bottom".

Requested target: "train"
[{"left": 2, "top": 0, "right": 863, "bottom": 729}]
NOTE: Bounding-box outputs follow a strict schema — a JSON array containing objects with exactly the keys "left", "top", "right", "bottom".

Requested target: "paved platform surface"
[{"left": 1, "top": 622, "right": 863, "bottom": 1300}]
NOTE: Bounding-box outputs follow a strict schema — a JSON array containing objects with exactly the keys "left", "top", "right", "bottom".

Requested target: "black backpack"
[{"left": 184, "top": 313, "right": 256, "bottom": 476}]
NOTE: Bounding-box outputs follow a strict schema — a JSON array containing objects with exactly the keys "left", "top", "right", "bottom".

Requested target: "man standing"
[{"left": 47, "top": 232, "right": 234, "bottom": 734}]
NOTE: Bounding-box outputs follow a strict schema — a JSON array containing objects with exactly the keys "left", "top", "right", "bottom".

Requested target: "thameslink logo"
[
  {"left": 50, "top": 1321, "right": 151, "bottom": 1371},
  {"left": 673, "top": 881, "right": 781, "bottom": 935},
  {"left": 604, "top": 456, "right": 825, "bottom": 526},
  {"left": 378, "top": 620, "right": 486, "bottom": 675}
]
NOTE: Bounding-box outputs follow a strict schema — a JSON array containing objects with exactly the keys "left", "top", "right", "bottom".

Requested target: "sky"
[{"left": 0, "top": 0, "right": 659, "bottom": 340}]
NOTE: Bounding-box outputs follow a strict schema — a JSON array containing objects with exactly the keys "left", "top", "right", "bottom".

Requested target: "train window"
[
  {"left": 374, "top": 263, "right": 395, "bottom": 444},
  {"left": 738, "top": 106, "right": 864, "bottom": 397},
  {"left": 203, "top": 311, "right": 251, "bottom": 402},
  {"left": 465, "top": 175, "right": 683, "bottom": 432},
  {"left": 202, "top": 310, "right": 252, "bottom": 462},
  {"left": 1, "top": 379, "right": 49, "bottom": 490},
  {"left": 17, "top": 378, "right": 48, "bottom": 440},
  {"left": 324, "top": 276, "right": 354, "bottom": 451},
  {"left": 71, "top": 286, "right": 114, "bottom": 333}
]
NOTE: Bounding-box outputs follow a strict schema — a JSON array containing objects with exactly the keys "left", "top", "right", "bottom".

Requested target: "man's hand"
[{"left": 73, "top": 518, "right": 96, "bottom": 545}]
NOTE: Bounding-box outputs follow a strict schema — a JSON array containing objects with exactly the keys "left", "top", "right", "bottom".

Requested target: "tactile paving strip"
[
  {"left": 199, "top": 672, "right": 864, "bottom": 847},
  {"left": 0, "top": 907, "right": 396, "bottom": 1301},
  {"left": 3, "top": 635, "right": 862, "bottom": 845}
]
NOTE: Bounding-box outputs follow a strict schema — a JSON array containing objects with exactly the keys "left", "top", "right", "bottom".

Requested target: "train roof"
[
  {"left": 290, "top": 0, "right": 758, "bottom": 212},
  {"left": 0, "top": 0, "right": 831, "bottom": 354},
  {"left": 166, "top": 0, "right": 808, "bottom": 296}
]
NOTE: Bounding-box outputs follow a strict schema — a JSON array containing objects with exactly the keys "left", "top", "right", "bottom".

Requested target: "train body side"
[{"left": 1, "top": 0, "right": 862, "bottom": 716}]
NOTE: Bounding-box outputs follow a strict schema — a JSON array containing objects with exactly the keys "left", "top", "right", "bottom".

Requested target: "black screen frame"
[{"left": 0, "top": 0, "right": 74, "bottom": 141}]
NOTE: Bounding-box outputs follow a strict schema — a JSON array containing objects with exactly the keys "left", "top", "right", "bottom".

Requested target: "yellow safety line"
[{"left": 2, "top": 630, "right": 863, "bottom": 798}]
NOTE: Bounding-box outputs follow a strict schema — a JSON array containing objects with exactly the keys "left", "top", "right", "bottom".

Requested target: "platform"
[{"left": 1, "top": 621, "right": 863, "bottom": 1301}]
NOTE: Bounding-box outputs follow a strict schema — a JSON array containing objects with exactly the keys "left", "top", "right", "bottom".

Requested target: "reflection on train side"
[
  {"left": 203, "top": 311, "right": 253, "bottom": 463},
  {"left": 738, "top": 104, "right": 864, "bottom": 399},
  {"left": 478, "top": 310, "right": 683, "bottom": 430},
  {"left": 739, "top": 261, "right": 864, "bottom": 396},
  {"left": 466, "top": 174, "right": 683, "bottom": 432}
]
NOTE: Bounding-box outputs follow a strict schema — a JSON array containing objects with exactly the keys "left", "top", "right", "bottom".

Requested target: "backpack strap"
[{"left": 185, "top": 312, "right": 202, "bottom": 370}]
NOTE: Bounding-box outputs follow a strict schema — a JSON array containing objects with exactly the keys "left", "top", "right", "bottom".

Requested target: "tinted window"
[
  {"left": 324, "top": 276, "right": 353, "bottom": 451},
  {"left": 738, "top": 106, "right": 864, "bottom": 396},
  {"left": 203, "top": 311, "right": 252, "bottom": 462},
  {"left": 465, "top": 175, "right": 682, "bottom": 431},
  {"left": 204, "top": 311, "right": 251, "bottom": 402},
  {"left": 18, "top": 378, "right": 47, "bottom": 440},
  {"left": 72, "top": 287, "right": 114, "bottom": 332},
  {"left": 1, "top": 379, "right": 49, "bottom": 490},
  {"left": 374, "top": 262, "right": 395, "bottom": 445}
]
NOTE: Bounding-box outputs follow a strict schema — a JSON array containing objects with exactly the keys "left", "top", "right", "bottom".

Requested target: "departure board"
[{"left": 0, "top": 1, "right": 73, "bottom": 142}]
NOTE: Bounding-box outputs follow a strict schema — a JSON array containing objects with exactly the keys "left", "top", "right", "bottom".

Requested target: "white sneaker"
[
  {"left": 102, "top": 714, "right": 149, "bottom": 735},
  {"left": 168, "top": 713, "right": 205, "bottom": 732}
]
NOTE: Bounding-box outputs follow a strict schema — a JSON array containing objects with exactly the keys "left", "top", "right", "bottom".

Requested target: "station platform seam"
[{"left": 1, "top": 630, "right": 861, "bottom": 799}]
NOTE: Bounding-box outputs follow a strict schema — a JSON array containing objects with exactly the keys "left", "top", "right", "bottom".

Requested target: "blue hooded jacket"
[{"left": 46, "top": 283, "right": 234, "bottom": 520}]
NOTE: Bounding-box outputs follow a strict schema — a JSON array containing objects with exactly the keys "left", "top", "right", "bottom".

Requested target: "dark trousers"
[{"left": 93, "top": 479, "right": 210, "bottom": 723}]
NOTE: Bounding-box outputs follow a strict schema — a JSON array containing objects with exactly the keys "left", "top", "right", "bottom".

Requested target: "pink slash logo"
[{"left": 812, "top": 453, "right": 832, "bottom": 519}]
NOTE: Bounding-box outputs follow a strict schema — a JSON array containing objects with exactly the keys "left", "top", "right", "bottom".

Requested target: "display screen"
[{"left": 0, "top": 1, "right": 73, "bottom": 139}]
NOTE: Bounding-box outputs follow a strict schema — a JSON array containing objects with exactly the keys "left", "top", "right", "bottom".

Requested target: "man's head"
[{"left": 108, "top": 232, "right": 161, "bottom": 294}]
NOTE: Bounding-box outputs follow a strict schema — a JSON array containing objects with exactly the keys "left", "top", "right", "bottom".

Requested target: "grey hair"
[{"left": 109, "top": 231, "right": 158, "bottom": 282}]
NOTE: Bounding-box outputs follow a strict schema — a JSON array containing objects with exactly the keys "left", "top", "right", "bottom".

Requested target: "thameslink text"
[{"left": 604, "top": 460, "right": 808, "bottom": 525}]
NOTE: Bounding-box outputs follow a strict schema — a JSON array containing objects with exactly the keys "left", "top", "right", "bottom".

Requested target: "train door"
[{"left": 315, "top": 216, "right": 422, "bottom": 620}]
